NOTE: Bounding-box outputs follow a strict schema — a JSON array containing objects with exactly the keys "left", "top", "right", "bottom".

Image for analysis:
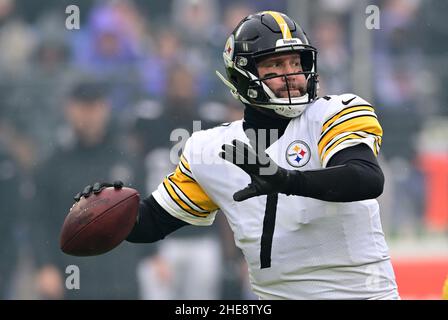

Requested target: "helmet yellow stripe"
[{"left": 264, "top": 11, "right": 292, "bottom": 39}]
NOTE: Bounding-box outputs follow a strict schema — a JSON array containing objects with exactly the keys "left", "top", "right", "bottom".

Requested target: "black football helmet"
[{"left": 216, "top": 11, "right": 318, "bottom": 118}]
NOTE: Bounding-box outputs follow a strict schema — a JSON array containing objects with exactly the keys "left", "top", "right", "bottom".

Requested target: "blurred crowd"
[{"left": 0, "top": 0, "right": 447, "bottom": 299}]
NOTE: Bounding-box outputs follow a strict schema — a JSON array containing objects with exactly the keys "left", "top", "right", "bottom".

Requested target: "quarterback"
[{"left": 76, "top": 11, "right": 399, "bottom": 299}]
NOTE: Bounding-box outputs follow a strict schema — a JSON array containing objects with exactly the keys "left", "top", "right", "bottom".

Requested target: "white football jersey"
[{"left": 153, "top": 94, "right": 399, "bottom": 299}]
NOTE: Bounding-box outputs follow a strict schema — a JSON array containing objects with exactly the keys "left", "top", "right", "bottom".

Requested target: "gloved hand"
[
  {"left": 73, "top": 180, "right": 124, "bottom": 202},
  {"left": 219, "top": 139, "right": 293, "bottom": 201}
]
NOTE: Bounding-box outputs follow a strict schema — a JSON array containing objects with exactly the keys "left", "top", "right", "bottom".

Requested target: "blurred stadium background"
[{"left": 0, "top": 0, "right": 447, "bottom": 300}]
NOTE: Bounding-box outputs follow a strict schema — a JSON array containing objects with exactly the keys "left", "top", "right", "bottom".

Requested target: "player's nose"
[{"left": 281, "top": 70, "right": 298, "bottom": 84}]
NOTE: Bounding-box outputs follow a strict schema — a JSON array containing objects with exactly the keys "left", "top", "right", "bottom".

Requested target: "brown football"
[{"left": 60, "top": 187, "right": 140, "bottom": 256}]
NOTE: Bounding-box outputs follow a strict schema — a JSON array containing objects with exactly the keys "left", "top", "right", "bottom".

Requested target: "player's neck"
[
  {"left": 243, "top": 106, "right": 291, "bottom": 150},
  {"left": 243, "top": 105, "right": 290, "bottom": 131}
]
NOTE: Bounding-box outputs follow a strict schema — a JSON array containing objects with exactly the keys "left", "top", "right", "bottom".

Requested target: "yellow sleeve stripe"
[
  {"left": 167, "top": 174, "right": 209, "bottom": 214},
  {"left": 168, "top": 171, "right": 219, "bottom": 211},
  {"left": 321, "top": 133, "right": 370, "bottom": 161},
  {"left": 263, "top": 11, "right": 292, "bottom": 39},
  {"left": 161, "top": 164, "right": 219, "bottom": 217},
  {"left": 322, "top": 105, "right": 374, "bottom": 132},
  {"left": 162, "top": 178, "right": 208, "bottom": 218},
  {"left": 318, "top": 115, "right": 383, "bottom": 157}
]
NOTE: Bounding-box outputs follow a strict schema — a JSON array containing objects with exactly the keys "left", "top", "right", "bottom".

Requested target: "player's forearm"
[
  {"left": 126, "top": 195, "right": 188, "bottom": 243},
  {"left": 283, "top": 144, "right": 384, "bottom": 202},
  {"left": 284, "top": 160, "right": 384, "bottom": 202}
]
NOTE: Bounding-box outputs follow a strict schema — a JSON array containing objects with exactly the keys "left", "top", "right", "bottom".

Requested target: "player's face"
[{"left": 256, "top": 52, "right": 307, "bottom": 98}]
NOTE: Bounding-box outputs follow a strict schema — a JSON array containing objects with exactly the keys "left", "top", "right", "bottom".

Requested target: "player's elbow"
[
  {"left": 370, "top": 167, "right": 384, "bottom": 198},
  {"left": 348, "top": 159, "right": 384, "bottom": 200},
  {"left": 359, "top": 162, "right": 384, "bottom": 199},
  {"left": 126, "top": 230, "right": 164, "bottom": 243}
]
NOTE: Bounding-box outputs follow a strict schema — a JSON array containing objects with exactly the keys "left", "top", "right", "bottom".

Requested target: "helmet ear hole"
[
  {"left": 306, "top": 75, "right": 318, "bottom": 100},
  {"left": 300, "top": 51, "right": 313, "bottom": 72}
]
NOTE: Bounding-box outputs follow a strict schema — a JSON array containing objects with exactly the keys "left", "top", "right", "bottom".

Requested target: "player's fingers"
[
  {"left": 113, "top": 180, "right": 124, "bottom": 189},
  {"left": 232, "top": 139, "right": 261, "bottom": 167},
  {"left": 81, "top": 185, "right": 93, "bottom": 198},
  {"left": 233, "top": 139, "right": 256, "bottom": 158},
  {"left": 221, "top": 144, "right": 237, "bottom": 163},
  {"left": 221, "top": 143, "right": 260, "bottom": 175},
  {"left": 73, "top": 192, "right": 82, "bottom": 202},
  {"left": 92, "top": 182, "right": 102, "bottom": 194},
  {"left": 233, "top": 185, "right": 260, "bottom": 202},
  {"left": 220, "top": 149, "right": 254, "bottom": 176}
]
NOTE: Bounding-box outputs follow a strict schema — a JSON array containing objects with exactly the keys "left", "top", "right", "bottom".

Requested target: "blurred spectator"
[
  {"left": 139, "top": 29, "right": 182, "bottom": 99},
  {"left": 70, "top": 1, "right": 145, "bottom": 111},
  {"left": 71, "top": 0, "right": 144, "bottom": 72},
  {"left": 312, "top": 15, "right": 351, "bottom": 95},
  {"left": 0, "top": 0, "right": 36, "bottom": 77},
  {"left": 32, "top": 80, "right": 150, "bottom": 299},
  {"left": 0, "top": 116, "right": 21, "bottom": 299},
  {"left": 417, "top": 0, "right": 448, "bottom": 116},
  {"left": 170, "top": 0, "right": 219, "bottom": 96},
  {"left": 133, "top": 63, "right": 218, "bottom": 154}
]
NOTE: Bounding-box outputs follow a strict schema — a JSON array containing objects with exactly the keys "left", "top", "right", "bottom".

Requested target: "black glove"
[
  {"left": 219, "top": 140, "right": 294, "bottom": 201},
  {"left": 73, "top": 180, "right": 124, "bottom": 202}
]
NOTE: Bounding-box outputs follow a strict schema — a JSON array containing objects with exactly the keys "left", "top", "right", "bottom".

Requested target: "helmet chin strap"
[
  {"left": 255, "top": 97, "right": 309, "bottom": 118},
  {"left": 256, "top": 81, "right": 310, "bottom": 118}
]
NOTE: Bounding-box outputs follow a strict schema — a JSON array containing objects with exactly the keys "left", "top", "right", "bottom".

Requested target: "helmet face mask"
[{"left": 217, "top": 11, "right": 319, "bottom": 118}]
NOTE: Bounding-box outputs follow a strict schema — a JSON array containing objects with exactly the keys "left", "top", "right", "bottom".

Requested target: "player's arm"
[
  {"left": 126, "top": 194, "right": 188, "bottom": 243},
  {"left": 220, "top": 140, "right": 383, "bottom": 202},
  {"left": 285, "top": 143, "right": 384, "bottom": 201},
  {"left": 126, "top": 153, "right": 219, "bottom": 242}
]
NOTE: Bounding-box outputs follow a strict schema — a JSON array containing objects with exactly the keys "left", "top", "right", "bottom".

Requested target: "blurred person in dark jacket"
[
  {"left": 0, "top": 114, "right": 21, "bottom": 299},
  {"left": 32, "top": 81, "right": 149, "bottom": 299},
  {"left": 132, "top": 64, "right": 227, "bottom": 299}
]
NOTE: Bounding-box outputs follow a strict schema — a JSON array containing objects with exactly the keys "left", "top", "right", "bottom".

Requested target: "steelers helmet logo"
[
  {"left": 285, "top": 140, "right": 311, "bottom": 168},
  {"left": 223, "top": 35, "right": 234, "bottom": 65}
]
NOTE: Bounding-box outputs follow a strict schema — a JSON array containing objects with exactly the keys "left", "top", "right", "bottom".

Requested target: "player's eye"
[
  {"left": 292, "top": 61, "right": 302, "bottom": 71},
  {"left": 266, "top": 62, "right": 280, "bottom": 68}
]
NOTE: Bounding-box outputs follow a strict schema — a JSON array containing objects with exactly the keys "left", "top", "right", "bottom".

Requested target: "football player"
[{"left": 76, "top": 11, "right": 399, "bottom": 299}]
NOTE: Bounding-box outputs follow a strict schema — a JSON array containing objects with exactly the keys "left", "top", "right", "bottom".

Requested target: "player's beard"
[{"left": 274, "top": 82, "right": 306, "bottom": 98}]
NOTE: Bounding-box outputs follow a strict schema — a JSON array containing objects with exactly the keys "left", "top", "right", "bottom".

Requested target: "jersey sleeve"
[
  {"left": 317, "top": 94, "right": 383, "bottom": 168},
  {"left": 152, "top": 138, "right": 219, "bottom": 226}
]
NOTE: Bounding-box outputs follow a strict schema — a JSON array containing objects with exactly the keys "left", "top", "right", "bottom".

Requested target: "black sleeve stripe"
[
  {"left": 321, "top": 110, "right": 377, "bottom": 139},
  {"left": 179, "top": 161, "right": 196, "bottom": 181},
  {"left": 321, "top": 132, "right": 367, "bottom": 157},
  {"left": 180, "top": 156, "right": 192, "bottom": 174},
  {"left": 322, "top": 104, "right": 373, "bottom": 129}
]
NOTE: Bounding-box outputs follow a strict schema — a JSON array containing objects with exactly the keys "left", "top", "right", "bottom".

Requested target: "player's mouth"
[{"left": 277, "top": 87, "right": 305, "bottom": 98}]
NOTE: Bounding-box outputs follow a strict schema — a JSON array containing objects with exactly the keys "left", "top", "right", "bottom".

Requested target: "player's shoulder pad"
[
  {"left": 306, "top": 93, "right": 374, "bottom": 123},
  {"left": 183, "top": 120, "right": 241, "bottom": 160}
]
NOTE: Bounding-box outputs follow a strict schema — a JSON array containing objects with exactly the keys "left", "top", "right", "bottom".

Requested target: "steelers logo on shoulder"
[{"left": 285, "top": 140, "right": 311, "bottom": 168}]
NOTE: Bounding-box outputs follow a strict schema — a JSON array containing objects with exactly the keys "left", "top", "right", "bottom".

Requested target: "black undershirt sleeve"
[
  {"left": 126, "top": 195, "right": 188, "bottom": 243},
  {"left": 284, "top": 143, "right": 384, "bottom": 202}
]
